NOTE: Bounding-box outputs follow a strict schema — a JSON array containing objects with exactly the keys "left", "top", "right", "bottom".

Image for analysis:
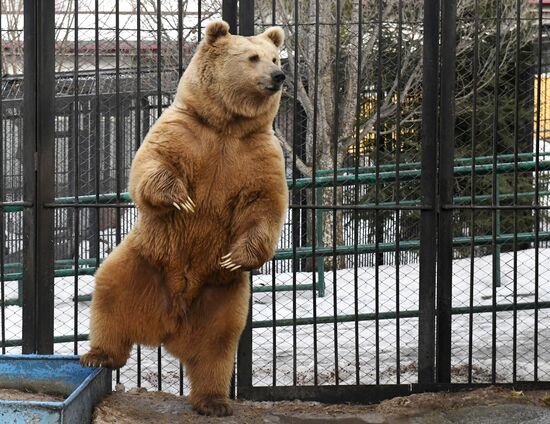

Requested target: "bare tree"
[
  {"left": 256, "top": 0, "right": 536, "bottom": 264},
  {"left": 1, "top": 0, "right": 24, "bottom": 75},
  {"left": 126, "top": 0, "right": 223, "bottom": 69}
]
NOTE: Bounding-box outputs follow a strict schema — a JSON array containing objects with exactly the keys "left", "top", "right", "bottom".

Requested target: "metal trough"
[{"left": 0, "top": 355, "right": 111, "bottom": 423}]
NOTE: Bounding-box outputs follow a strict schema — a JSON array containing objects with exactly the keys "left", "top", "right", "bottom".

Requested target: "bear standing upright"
[{"left": 80, "top": 20, "right": 288, "bottom": 417}]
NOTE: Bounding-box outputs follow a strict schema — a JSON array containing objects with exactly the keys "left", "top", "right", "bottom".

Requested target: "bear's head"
[{"left": 177, "top": 20, "right": 286, "bottom": 129}]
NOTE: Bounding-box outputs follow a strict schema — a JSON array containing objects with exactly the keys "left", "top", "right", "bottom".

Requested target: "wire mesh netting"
[{"left": 1, "top": 0, "right": 550, "bottom": 400}]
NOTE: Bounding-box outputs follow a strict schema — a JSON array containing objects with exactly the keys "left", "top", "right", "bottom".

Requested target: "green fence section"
[
  {"left": 4, "top": 300, "right": 550, "bottom": 349},
  {"left": 1, "top": 155, "right": 548, "bottom": 305},
  {"left": 315, "top": 151, "right": 550, "bottom": 177},
  {"left": 1, "top": 157, "right": 549, "bottom": 212},
  {"left": 2, "top": 230, "right": 549, "bottom": 307}
]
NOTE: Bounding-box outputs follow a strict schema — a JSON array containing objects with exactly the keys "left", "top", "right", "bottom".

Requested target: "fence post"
[
  {"left": 236, "top": 0, "right": 255, "bottom": 398},
  {"left": 22, "top": 0, "right": 56, "bottom": 354},
  {"left": 239, "top": 0, "right": 255, "bottom": 36},
  {"left": 418, "top": 0, "right": 439, "bottom": 385},
  {"left": 316, "top": 187, "right": 325, "bottom": 297},
  {"left": 222, "top": 0, "right": 238, "bottom": 34},
  {"left": 436, "top": 0, "right": 458, "bottom": 384},
  {"left": 495, "top": 174, "right": 501, "bottom": 287}
]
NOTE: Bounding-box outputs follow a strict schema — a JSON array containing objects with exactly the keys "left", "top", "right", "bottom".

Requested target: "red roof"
[{"left": 2, "top": 40, "right": 196, "bottom": 54}]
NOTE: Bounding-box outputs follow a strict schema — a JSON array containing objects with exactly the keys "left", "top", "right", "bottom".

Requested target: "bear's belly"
[{"left": 133, "top": 211, "right": 232, "bottom": 273}]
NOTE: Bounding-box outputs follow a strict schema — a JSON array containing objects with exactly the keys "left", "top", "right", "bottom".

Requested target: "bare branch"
[{"left": 274, "top": 126, "right": 312, "bottom": 177}]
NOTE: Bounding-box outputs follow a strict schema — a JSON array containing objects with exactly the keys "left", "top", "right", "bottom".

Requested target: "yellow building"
[{"left": 535, "top": 75, "right": 550, "bottom": 142}]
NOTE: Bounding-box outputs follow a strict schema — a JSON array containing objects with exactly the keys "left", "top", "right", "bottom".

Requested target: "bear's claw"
[
  {"left": 172, "top": 197, "right": 195, "bottom": 213},
  {"left": 219, "top": 254, "right": 241, "bottom": 271},
  {"left": 80, "top": 349, "right": 127, "bottom": 369}
]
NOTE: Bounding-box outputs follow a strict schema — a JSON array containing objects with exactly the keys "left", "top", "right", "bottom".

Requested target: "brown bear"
[{"left": 80, "top": 20, "right": 288, "bottom": 417}]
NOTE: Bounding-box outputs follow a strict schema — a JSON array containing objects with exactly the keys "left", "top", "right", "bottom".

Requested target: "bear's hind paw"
[{"left": 192, "top": 397, "right": 233, "bottom": 417}]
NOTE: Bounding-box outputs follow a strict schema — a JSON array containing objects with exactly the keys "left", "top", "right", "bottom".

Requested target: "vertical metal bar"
[
  {"left": 73, "top": 0, "right": 80, "bottom": 355},
  {"left": 178, "top": 0, "right": 183, "bottom": 77},
  {"left": 316, "top": 194, "right": 325, "bottom": 297},
  {"left": 22, "top": 0, "right": 39, "bottom": 355},
  {"left": 236, "top": 275, "right": 253, "bottom": 395},
  {"left": 353, "top": 0, "right": 363, "bottom": 386},
  {"left": 115, "top": 0, "right": 122, "bottom": 386},
  {"left": 239, "top": 0, "right": 254, "bottom": 36},
  {"left": 136, "top": 0, "right": 143, "bottom": 387},
  {"left": 468, "top": 0, "right": 480, "bottom": 384},
  {"left": 495, "top": 174, "right": 501, "bottom": 287},
  {"left": 374, "top": 0, "right": 383, "bottom": 385},
  {"left": 93, "top": 0, "right": 101, "bottom": 317},
  {"left": 222, "top": 0, "right": 238, "bottom": 34},
  {"left": 270, "top": 0, "right": 277, "bottom": 390},
  {"left": 142, "top": 98, "right": 150, "bottom": 140},
  {"left": 197, "top": 0, "right": 202, "bottom": 42},
  {"left": 0, "top": 0, "right": 5, "bottom": 353},
  {"left": 311, "top": 0, "right": 320, "bottom": 386},
  {"left": 534, "top": 0, "right": 543, "bottom": 382},
  {"left": 512, "top": 0, "right": 520, "bottom": 384},
  {"left": 436, "top": 0, "right": 457, "bottom": 384},
  {"left": 157, "top": 347, "right": 162, "bottom": 391},
  {"left": 156, "top": 0, "right": 163, "bottom": 391},
  {"left": 136, "top": 0, "right": 142, "bottom": 150},
  {"left": 179, "top": 363, "right": 184, "bottom": 396},
  {"left": 332, "top": 0, "right": 342, "bottom": 386},
  {"left": 235, "top": 0, "right": 255, "bottom": 396},
  {"left": 230, "top": 366, "right": 236, "bottom": 400},
  {"left": 22, "top": 0, "right": 55, "bottom": 354},
  {"left": 394, "top": 0, "right": 403, "bottom": 385},
  {"left": 136, "top": 345, "right": 142, "bottom": 388},
  {"left": 418, "top": 0, "right": 439, "bottom": 385},
  {"left": 271, "top": 257, "right": 277, "bottom": 386},
  {"left": 291, "top": 0, "right": 299, "bottom": 387},
  {"left": 491, "top": 0, "right": 502, "bottom": 384}
]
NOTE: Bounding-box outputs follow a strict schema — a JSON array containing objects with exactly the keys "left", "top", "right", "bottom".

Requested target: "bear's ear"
[
  {"left": 205, "top": 20, "right": 230, "bottom": 44},
  {"left": 263, "top": 26, "right": 284, "bottom": 48}
]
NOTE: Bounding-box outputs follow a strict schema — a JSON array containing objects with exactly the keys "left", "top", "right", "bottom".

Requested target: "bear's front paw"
[
  {"left": 192, "top": 397, "right": 233, "bottom": 417},
  {"left": 80, "top": 348, "right": 128, "bottom": 369},
  {"left": 172, "top": 196, "right": 196, "bottom": 213},
  {"left": 219, "top": 245, "right": 267, "bottom": 272},
  {"left": 219, "top": 252, "right": 242, "bottom": 271}
]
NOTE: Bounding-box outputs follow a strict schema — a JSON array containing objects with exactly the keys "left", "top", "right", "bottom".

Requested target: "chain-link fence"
[{"left": 1, "top": 0, "right": 550, "bottom": 403}]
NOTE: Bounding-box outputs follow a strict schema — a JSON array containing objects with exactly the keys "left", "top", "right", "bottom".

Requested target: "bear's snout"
[{"left": 271, "top": 70, "right": 286, "bottom": 89}]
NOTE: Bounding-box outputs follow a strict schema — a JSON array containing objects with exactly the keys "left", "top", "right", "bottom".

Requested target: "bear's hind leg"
[
  {"left": 165, "top": 276, "right": 249, "bottom": 417},
  {"left": 80, "top": 259, "right": 134, "bottom": 368},
  {"left": 81, "top": 241, "right": 162, "bottom": 369}
]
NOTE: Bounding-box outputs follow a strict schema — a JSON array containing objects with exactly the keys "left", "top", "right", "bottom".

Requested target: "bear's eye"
[
  {"left": 249, "top": 54, "right": 260, "bottom": 63},
  {"left": 272, "top": 58, "right": 277, "bottom": 64}
]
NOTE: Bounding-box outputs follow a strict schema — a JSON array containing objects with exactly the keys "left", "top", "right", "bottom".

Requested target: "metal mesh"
[{"left": 1, "top": 0, "right": 550, "bottom": 402}]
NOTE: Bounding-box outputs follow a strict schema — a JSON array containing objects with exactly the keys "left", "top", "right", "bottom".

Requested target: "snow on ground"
[
  {"left": 2, "top": 248, "right": 549, "bottom": 394},
  {"left": 250, "top": 248, "right": 550, "bottom": 387}
]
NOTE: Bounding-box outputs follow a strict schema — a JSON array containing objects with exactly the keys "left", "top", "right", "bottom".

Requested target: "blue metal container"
[{"left": 0, "top": 355, "right": 111, "bottom": 424}]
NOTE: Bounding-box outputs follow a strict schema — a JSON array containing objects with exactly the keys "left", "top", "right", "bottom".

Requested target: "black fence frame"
[
  {"left": 21, "top": 0, "right": 56, "bottom": 354},
  {"left": 5, "top": 0, "right": 550, "bottom": 404},
  {"left": 234, "top": 0, "right": 550, "bottom": 402}
]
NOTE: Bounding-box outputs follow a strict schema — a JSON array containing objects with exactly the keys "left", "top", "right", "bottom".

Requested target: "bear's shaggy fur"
[{"left": 80, "top": 21, "right": 288, "bottom": 417}]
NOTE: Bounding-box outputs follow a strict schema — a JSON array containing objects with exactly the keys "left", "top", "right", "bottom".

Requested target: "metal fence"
[{"left": 1, "top": 0, "right": 550, "bottom": 403}]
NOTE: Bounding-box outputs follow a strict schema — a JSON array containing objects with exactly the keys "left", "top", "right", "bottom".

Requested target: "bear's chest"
[{"left": 191, "top": 138, "right": 272, "bottom": 210}]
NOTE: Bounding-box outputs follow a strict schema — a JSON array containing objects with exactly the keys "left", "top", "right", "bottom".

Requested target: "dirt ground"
[
  {"left": 92, "top": 386, "right": 550, "bottom": 424},
  {"left": 0, "top": 388, "right": 65, "bottom": 402}
]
